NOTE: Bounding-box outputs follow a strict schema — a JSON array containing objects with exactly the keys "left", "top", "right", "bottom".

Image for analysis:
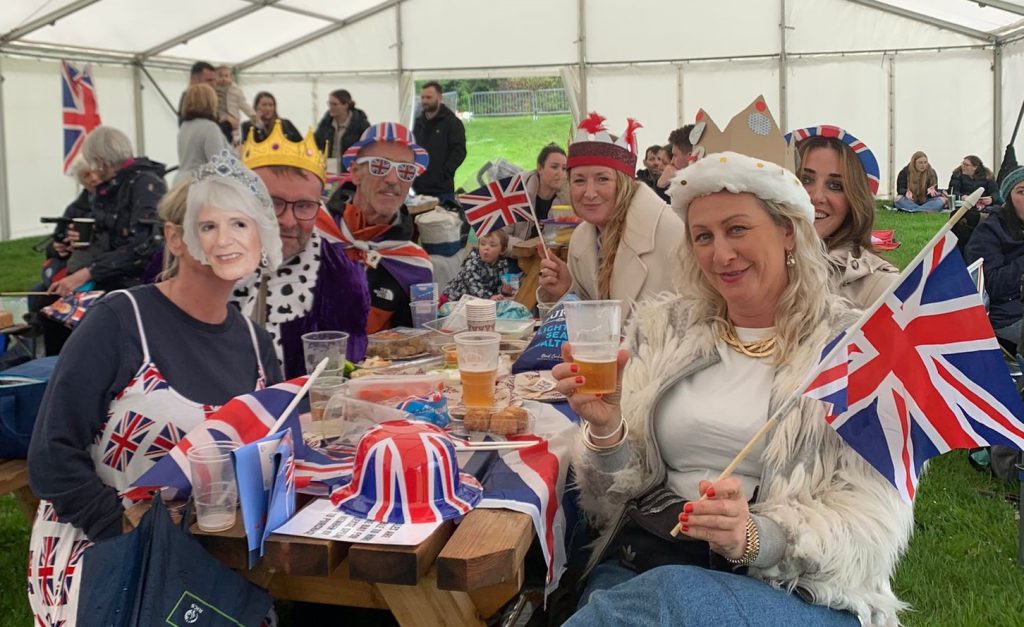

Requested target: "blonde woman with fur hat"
[
  {"left": 536, "top": 113, "right": 684, "bottom": 314},
  {"left": 553, "top": 103, "right": 912, "bottom": 626}
]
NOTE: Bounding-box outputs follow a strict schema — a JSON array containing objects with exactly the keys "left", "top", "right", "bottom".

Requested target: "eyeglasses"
[
  {"left": 355, "top": 156, "right": 419, "bottom": 183},
  {"left": 271, "top": 197, "right": 320, "bottom": 221}
]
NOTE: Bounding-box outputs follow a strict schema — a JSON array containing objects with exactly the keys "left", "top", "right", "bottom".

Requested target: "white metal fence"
[{"left": 467, "top": 88, "right": 569, "bottom": 117}]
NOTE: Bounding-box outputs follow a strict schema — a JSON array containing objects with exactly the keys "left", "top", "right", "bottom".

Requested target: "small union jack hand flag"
[
  {"left": 459, "top": 174, "right": 535, "bottom": 238},
  {"left": 803, "top": 230, "right": 1024, "bottom": 502}
]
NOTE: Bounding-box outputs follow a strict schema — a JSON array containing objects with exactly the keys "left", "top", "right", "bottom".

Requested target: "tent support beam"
[
  {"left": 0, "top": 56, "right": 10, "bottom": 241},
  {"left": 676, "top": 64, "right": 685, "bottom": 127},
  {"left": 994, "top": 43, "right": 1004, "bottom": 172},
  {"left": 577, "top": 0, "right": 588, "bottom": 114},
  {"left": 779, "top": 0, "right": 789, "bottom": 133},
  {"left": 235, "top": 0, "right": 402, "bottom": 72},
  {"left": 237, "top": 0, "right": 342, "bottom": 24},
  {"left": 133, "top": 64, "right": 145, "bottom": 154},
  {"left": 978, "top": 0, "right": 1024, "bottom": 18},
  {"left": 139, "top": 0, "right": 284, "bottom": 60},
  {"left": 396, "top": 0, "right": 406, "bottom": 123},
  {"left": 886, "top": 53, "right": 896, "bottom": 200},
  {"left": 847, "top": 0, "right": 996, "bottom": 42},
  {"left": 0, "top": 0, "right": 101, "bottom": 45}
]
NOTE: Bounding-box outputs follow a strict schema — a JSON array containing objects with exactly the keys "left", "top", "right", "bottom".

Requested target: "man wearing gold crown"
[{"left": 233, "top": 120, "right": 370, "bottom": 378}]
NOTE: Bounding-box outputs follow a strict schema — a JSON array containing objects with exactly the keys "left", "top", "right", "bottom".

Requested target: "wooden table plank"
[
  {"left": 348, "top": 520, "right": 455, "bottom": 585},
  {"left": 377, "top": 566, "right": 484, "bottom": 627},
  {"left": 263, "top": 560, "right": 389, "bottom": 609},
  {"left": 0, "top": 459, "right": 29, "bottom": 494},
  {"left": 436, "top": 509, "right": 534, "bottom": 592},
  {"left": 468, "top": 567, "right": 525, "bottom": 618},
  {"left": 263, "top": 532, "right": 349, "bottom": 577}
]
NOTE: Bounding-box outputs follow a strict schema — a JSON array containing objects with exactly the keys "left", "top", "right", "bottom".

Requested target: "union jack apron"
[{"left": 27, "top": 290, "right": 266, "bottom": 626}]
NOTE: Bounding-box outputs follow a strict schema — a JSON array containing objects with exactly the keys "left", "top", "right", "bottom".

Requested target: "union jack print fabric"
[
  {"left": 60, "top": 61, "right": 101, "bottom": 174},
  {"left": 804, "top": 230, "right": 1024, "bottom": 501}
]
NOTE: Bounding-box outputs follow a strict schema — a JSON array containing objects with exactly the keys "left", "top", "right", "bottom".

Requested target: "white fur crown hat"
[{"left": 668, "top": 96, "right": 814, "bottom": 223}]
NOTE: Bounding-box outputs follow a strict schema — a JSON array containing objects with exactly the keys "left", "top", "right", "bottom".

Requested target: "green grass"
[
  {"left": 455, "top": 114, "right": 573, "bottom": 192},
  {"left": 2, "top": 148, "right": 1023, "bottom": 625}
]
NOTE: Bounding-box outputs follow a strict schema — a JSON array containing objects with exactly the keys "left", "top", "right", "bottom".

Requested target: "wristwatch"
[{"left": 725, "top": 517, "right": 760, "bottom": 567}]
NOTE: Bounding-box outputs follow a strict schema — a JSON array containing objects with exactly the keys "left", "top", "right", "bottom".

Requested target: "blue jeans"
[
  {"left": 568, "top": 564, "right": 860, "bottom": 627},
  {"left": 895, "top": 196, "right": 947, "bottom": 212}
]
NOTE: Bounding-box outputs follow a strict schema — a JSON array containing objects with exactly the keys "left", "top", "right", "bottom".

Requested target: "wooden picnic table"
[
  {"left": 511, "top": 238, "right": 568, "bottom": 311},
  {"left": 189, "top": 504, "right": 535, "bottom": 626}
]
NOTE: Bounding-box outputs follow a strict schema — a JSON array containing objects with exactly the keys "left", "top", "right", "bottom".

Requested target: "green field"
[
  {"left": 1, "top": 137, "right": 1023, "bottom": 624},
  {"left": 455, "top": 114, "right": 573, "bottom": 192}
]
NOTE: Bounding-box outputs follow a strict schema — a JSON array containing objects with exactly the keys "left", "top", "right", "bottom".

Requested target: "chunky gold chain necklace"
[{"left": 717, "top": 321, "right": 777, "bottom": 359}]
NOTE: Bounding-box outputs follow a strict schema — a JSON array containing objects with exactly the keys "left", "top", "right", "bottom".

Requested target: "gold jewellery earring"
[{"left": 785, "top": 250, "right": 796, "bottom": 267}]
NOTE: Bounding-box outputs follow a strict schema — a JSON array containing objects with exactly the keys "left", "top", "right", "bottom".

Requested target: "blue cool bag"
[{"left": 0, "top": 356, "right": 57, "bottom": 458}]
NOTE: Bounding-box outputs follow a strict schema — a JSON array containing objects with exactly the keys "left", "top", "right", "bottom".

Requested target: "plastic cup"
[
  {"left": 309, "top": 375, "right": 346, "bottom": 427},
  {"left": 563, "top": 300, "right": 622, "bottom": 395},
  {"left": 187, "top": 441, "right": 240, "bottom": 532},
  {"left": 454, "top": 331, "right": 501, "bottom": 407},
  {"left": 302, "top": 331, "right": 349, "bottom": 376},
  {"left": 410, "top": 300, "right": 437, "bottom": 328},
  {"left": 465, "top": 299, "right": 497, "bottom": 332}
]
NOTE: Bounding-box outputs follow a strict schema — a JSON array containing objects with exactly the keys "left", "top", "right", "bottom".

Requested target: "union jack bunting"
[
  {"left": 329, "top": 421, "right": 482, "bottom": 524},
  {"left": 459, "top": 174, "right": 534, "bottom": 237},
  {"left": 60, "top": 61, "right": 101, "bottom": 174},
  {"left": 101, "top": 410, "right": 155, "bottom": 472},
  {"left": 803, "top": 230, "right": 1024, "bottom": 501},
  {"left": 128, "top": 377, "right": 354, "bottom": 500}
]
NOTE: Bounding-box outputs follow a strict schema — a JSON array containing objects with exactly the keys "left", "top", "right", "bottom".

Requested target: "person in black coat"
[
  {"left": 412, "top": 81, "right": 466, "bottom": 204},
  {"left": 241, "top": 91, "right": 302, "bottom": 143},
  {"left": 964, "top": 166, "right": 1024, "bottom": 350},
  {"left": 313, "top": 89, "right": 370, "bottom": 167},
  {"left": 949, "top": 155, "right": 998, "bottom": 206}
]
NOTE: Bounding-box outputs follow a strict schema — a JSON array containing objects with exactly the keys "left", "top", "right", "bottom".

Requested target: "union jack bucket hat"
[
  {"left": 342, "top": 122, "right": 430, "bottom": 174},
  {"left": 330, "top": 420, "right": 482, "bottom": 524}
]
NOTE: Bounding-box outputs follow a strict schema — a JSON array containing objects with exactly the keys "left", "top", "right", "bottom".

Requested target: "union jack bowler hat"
[
  {"left": 330, "top": 420, "right": 482, "bottom": 524},
  {"left": 342, "top": 122, "right": 430, "bottom": 174},
  {"left": 786, "top": 125, "right": 881, "bottom": 195}
]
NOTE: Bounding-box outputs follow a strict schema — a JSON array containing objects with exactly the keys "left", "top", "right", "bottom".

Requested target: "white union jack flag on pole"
[
  {"left": 459, "top": 174, "right": 534, "bottom": 238},
  {"left": 803, "top": 230, "right": 1024, "bottom": 502}
]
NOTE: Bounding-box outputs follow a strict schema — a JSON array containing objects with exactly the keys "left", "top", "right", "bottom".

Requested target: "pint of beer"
[
  {"left": 564, "top": 300, "right": 623, "bottom": 395},
  {"left": 455, "top": 332, "right": 502, "bottom": 408}
]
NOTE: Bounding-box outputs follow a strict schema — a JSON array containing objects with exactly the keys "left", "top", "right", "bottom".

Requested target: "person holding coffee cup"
[{"left": 26, "top": 151, "right": 283, "bottom": 625}]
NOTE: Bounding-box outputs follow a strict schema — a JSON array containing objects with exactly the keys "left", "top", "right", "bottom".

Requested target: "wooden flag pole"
[
  {"left": 268, "top": 357, "right": 329, "bottom": 435},
  {"left": 669, "top": 193, "right": 981, "bottom": 538}
]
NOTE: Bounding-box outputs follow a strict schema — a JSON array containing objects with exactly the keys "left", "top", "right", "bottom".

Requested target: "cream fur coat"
[{"left": 573, "top": 294, "right": 914, "bottom": 626}]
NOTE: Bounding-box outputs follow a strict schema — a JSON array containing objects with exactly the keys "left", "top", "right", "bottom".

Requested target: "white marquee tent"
[{"left": 3, "top": 0, "right": 1024, "bottom": 241}]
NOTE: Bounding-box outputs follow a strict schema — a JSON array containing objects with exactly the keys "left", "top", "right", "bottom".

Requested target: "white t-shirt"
[{"left": 653, "top": 326, "right": 774, "bottom": 502}]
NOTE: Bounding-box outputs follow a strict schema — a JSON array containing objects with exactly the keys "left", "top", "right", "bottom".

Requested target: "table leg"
[
  {"left": 514, "top": 256, "right": 541, "bottom": 311},
  {"left": 13, "top": 485, "right": 39, "bottom": 523},
  {"left": 376, "top": 567, "right": 484, "bottom": 627}
]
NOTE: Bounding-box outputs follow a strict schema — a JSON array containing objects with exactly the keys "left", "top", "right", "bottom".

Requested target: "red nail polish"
[
  {"left": 679, "top": 513, "right": 689, "bottom": 523},
  {"left": 681, "top": 525, "right": 689, "bottom": 533},
  {"left": 706, "top": 487, "right": 716, "bottom": 498},
  {"left": 570, "top": 364, "right": 579, "bottom": 373},
  {"left": 683, "top": 503, "right": 693, "bottom": 514},
  {"left": 575, "top": 377, "right": 584, "bottom": 384}
]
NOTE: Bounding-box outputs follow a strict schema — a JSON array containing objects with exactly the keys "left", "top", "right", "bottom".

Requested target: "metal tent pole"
[
  {"left": 132, "top": 63, "right": 145, "bottom": 154},
  {"left": 577, "top": 0, "right": 588, "bottom": 114},
  {"left": 779, "top": 0, "right": 789, "bottom": 133},
  {"left": 0, "top": 56, "right": 10, "bottom": 241},
  {"left": 887, "top": 53, "right": 896, "bottom": 200},
  {"left": 994, "top": 44, "right": 1004, "bottom": 173}
]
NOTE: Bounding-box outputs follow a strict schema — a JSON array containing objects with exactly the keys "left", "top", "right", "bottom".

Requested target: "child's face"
[{"left": 478, "top": 236, "right": 502, "bottom": 263}]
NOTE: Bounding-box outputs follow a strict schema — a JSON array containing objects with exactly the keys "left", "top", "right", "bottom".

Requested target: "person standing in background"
[
  {"left": 412, "top": 81, "right": 466, "bottom": 206},
  {"left": 314, "top": 89, "right": 371, "bottom": 168},
  {"left": 177, "top": 61, "right": 217, "bottom": 125}
]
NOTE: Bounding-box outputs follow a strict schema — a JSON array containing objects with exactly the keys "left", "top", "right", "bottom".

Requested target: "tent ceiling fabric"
[{"left": 2, "top": 0, "right": 1024, "bottom": 68}]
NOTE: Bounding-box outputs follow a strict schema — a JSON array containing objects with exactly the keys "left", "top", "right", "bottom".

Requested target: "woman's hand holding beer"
[{"left": 551, "top": 342, "right": 629, "bottom": 442}]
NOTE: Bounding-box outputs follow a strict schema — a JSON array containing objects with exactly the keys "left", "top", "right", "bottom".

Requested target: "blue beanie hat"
[{"left": 1000, "top": 166, "right": 1024, "bottom": 205}]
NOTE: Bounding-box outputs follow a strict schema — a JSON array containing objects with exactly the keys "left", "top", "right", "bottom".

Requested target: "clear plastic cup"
[
  {"left": 410, "top": 300, "right": 437, "bottom": 328},
  {"left": 454, "top": 331, "right": 501, "bottom": 408},
  {"left": 563, "top": 300, "right": 623, "bottom": 395},
  {"left": 187, "top": 441, "right": 240, "bottom": 532},
  {"left": 302, "top": 331, "right": 349, "bottom": 376}
]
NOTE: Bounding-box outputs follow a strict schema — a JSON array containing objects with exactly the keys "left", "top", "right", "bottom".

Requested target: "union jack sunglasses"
[{"left": 355, "top": 156, "right": 419, "bottom": 182}]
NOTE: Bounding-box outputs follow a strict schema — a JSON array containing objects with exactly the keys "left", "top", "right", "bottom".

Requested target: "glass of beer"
[
  {"left": 454, "top": 331, "right": 501, "bottom": 408},
  {"left": 564, "top": 300, "right": 622, "bottom": 395}
]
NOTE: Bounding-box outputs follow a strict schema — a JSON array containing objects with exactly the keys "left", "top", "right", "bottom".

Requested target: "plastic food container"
[
  {"left": 366, "top": 327, "right": 434, "bottom": 359},
  {"left": 346, "top": 374, "right": 445, "bottom": 405},
  {"left": 424, "top": 317, "right": 534, "bottom": 341}
]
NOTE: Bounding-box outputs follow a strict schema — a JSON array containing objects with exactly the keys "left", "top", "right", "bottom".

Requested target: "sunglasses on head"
[{"left": 355, "top": 156, "right": 419, "bottom": 183}]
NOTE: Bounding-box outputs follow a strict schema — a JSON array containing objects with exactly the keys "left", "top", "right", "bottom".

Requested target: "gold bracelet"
[
  {"left": 581, "top": 420, "right": 628, "bottom": 453},
  {"left": 725, "top": 517, "right": 760, "bottom": 567}
]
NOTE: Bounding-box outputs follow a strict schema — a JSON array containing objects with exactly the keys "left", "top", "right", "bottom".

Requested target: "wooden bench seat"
[{"left": 0, "top": 458, "right": 38, "bottom": 522}]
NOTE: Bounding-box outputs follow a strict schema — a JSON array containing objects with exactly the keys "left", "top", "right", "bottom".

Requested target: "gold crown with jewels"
[{"left": 241, "top": 119, "right": 327, "bottom": 182}]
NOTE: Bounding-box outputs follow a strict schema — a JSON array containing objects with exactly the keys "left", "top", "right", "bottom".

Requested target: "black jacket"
[
  {"left": 314, "top": 108, "right": 370, "bottom": 161},
  {"left": 88, "top": 158, "right": 167, "bottom": 290},
  {"left": 949, "top": 170, "right": 998, "bottom": 200},
  {"left": 47, "top": 190, "right": 93, "bottom": 259},
  {"left": 412, "top": 104, "right": 466, "bottom": 196},
  {"left": 241, "top": 117, "right": 303, "bottom": 144},
  {"left": 964, "top": 209, "right": 1024, "bottom": 329}
]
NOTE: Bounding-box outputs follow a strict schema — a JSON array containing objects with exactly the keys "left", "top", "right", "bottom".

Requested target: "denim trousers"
[
  {"left": 567, "top": 562, "right": 860, "bottom": 627},
  {"left": 895, "top": 196, "right": 947, "bottom": 212}
]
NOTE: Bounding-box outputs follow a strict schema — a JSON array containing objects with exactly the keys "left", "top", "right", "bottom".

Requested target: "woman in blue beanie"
[{"left": 964, "top": 166, "right": 1024, "bottom": 350}]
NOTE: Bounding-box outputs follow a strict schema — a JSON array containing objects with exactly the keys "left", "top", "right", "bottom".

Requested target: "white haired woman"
[
  {"left": 553, "top": 152, "right": 913, "bottom": 625},
  {"left": 537, "top": 115, "right": 684, "bottom": 313},
  {"left": 26, "top": 151, "right": 283, "bottom": 625}
]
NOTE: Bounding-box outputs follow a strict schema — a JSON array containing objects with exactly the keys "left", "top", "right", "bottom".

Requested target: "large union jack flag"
[
  {"left": 60, "top": 60, "right": 101, "bottom": 174},
  {"left": 804, "top": 230, "right": 1024, "bottom": 501},
  {"left": 459, "top": 174, "right": 534, "bottom": 237}
]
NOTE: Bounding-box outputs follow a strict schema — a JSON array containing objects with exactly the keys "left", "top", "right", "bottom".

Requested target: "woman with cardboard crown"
[
  {"left": 536, "top": 114, "right": 684, "bottom": 312},
  {"left": 26, "top": 151, "right": 283, "bottom": 625},
  {"left": 793, "top": 127, "right": 899, "bottom": 308},
  {"left": 553, "top": 99, "right": 912, "bottom": 626}
]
